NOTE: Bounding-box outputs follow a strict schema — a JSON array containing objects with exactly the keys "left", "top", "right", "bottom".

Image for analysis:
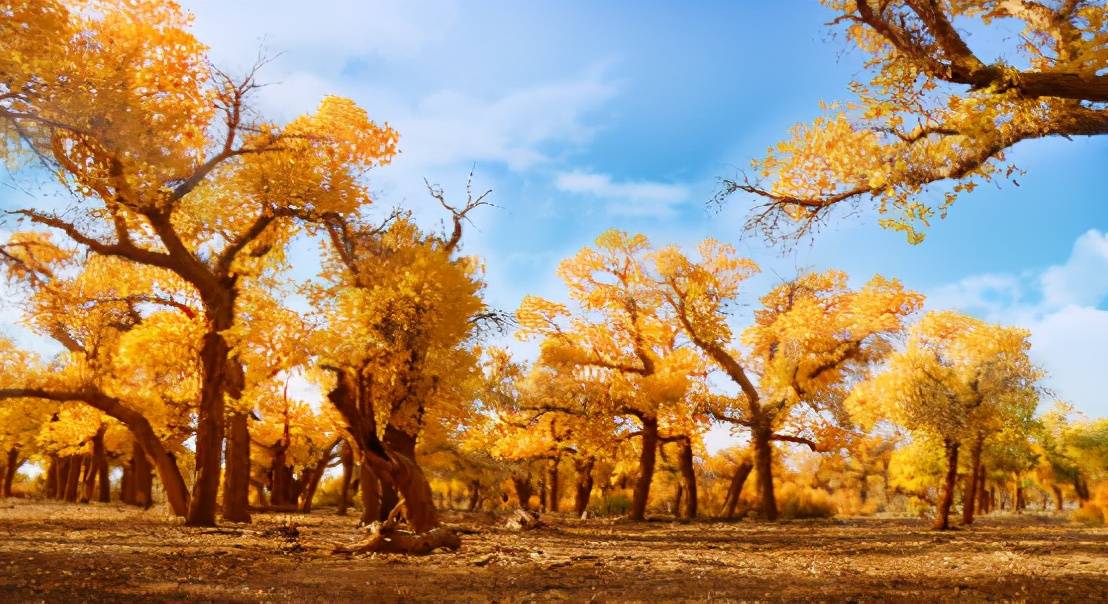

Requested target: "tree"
[
  {"left": 654, "top": 240, "right": 921, "bottom": 520},
  {"left": 517, "top": 231, "right": 710, "bottom": 521},
  {"left": 849, "top": 311, "right": 1042, "bottom": 528},
  {"left": 718, "top": 0, "right": 1108, "bottom": 242},
  {"left": 1, "top": 0, "right": 397, "bottom": 525}
]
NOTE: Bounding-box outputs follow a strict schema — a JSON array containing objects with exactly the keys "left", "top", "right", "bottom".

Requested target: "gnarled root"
[{"left": 333, "top": 497, "right": 460, "bottom": 556}]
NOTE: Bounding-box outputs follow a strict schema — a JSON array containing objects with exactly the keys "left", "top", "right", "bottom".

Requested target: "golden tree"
[
  {"left": 0, "top": 0, "right": 396, "bottom": 525},
  {"left": 719, "top": 0, "right": 1108, "bottom": 242},
  {"left": 849, "top": 311, "right": 1042, "bottom": 528},
  {"left": 654, "top": 240, "right": 921, "bottom": 520}
]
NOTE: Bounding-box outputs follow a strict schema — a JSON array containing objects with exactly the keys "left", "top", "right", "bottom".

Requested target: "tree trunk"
[
  {"left": 672, "top": 484, "right": 684, "bottom": 515},
  {"left": 1052, "top": 484, "right": 1064, "bottom": 511},
  {"left": 45, "top": 456, "right": 58, "bottom": 499},
  {"left": 55, "top": 456, "right": 71, "bottom": 499},
  {"left": 1013, "top": 473, "right": 1025, "bottom": 512},
  {"left": 338, "top": 441, "right": 354, "bottom": 515},
  {"left": 359, "top": 462, "right": 382, "bottom": 526},
  {"left": 81, "top": 428, "right": 107, "bottom": 503},
  {"left": 3, "top": 448, "right": 20, "bottom": 498},
  {"left": 1074, "top": 474, "right": 1090, "bottom": 502},
  {"left": 187, "top": 299, "right": 235, "bottom": 527},
  {"left": 677, "top": 439, "right": 698, "bottom": 519},
  {"left": 298, "top": 443, "right": 337, "bottom": 513},
  {"left": 120, "top": 462, "right": 133, "bottom": 505},
  {"left": 976, "top": 467, "right": 988, "bottom": 516},
  {"left": 546, "top": 458, "right": 560, "bottom": 513},
  {"left": 97, "top": 455, "right": 110, "bottom": 503},
  {"left": 630, "top": 416, "right": 659, "bottom": 521},
  {"left": 962, "top": 434, "right": 984, "bottom": 525},
  {"left": 221, "top": 411, "right": 251, "bottom": 522},
  {"left": 934, "top": 439, "right": 960, "bottom": 530},
  {"left": 379, "top": 426, "right": 414, "bottom": 521},
  {"left": 64, "top": 455, "right": 82, "bottom": 502},
  {"left": 573, "top": 457, "right": 595, "bottom": 516},
  {"left": 80, "top": 454, "right": 96, "bottom": 503},
  {"left": 721, "top": 460, "right": 754, "bottom": 519},
  {"left": 513, "top": 473, "right": 533, "bottom": 510},
  {"left": 753, "top": 425, "right": 777, "bottom": 521},
  {"left": 467, "top": 480, "right": 481, "bottom": 512},
  {"left": 132, "top": 442, "right": 153, "bottom": 508}
]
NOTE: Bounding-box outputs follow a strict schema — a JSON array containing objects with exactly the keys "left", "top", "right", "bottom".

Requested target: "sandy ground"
[{"left": 0, "top": 499, "right": 1106, "bottom": 602}]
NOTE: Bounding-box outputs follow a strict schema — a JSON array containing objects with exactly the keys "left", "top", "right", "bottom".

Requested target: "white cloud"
[
  {"left": 927, "top": 229, "right": 1108, "bottom": 417},
  {"left": 554, "top": 169, "right": 691, "bottom": 217}
]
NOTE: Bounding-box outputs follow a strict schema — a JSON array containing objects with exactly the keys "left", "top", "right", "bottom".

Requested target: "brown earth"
[{"left": 0, "top": 499, "right": 1105, "bottom": 602}]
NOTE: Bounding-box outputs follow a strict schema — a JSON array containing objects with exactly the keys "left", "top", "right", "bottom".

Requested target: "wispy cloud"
[{"left": 554, "top": 169, "right": 691, "bottom": 218}]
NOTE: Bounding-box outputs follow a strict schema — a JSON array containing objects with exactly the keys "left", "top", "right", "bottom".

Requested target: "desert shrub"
[{"left": 777, "top": 484, "right": 836, "bottom": 519}]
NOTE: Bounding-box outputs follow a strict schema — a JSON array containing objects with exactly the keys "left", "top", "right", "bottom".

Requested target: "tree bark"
[
  {"left": 573, "top": 457, "right": 595, "bottom": 516},
  {"left": 962, "top": 434, "right": 984, "bottom": 525},
  {"left": 975, "top": 467, "right": 988, "bottom": 516},
  {"left": 97, "top": 454, "right": 110, "bottom": 503},
  {"left": 64, "top": 455, "right": 82, "bottom": 502},
  {"left": 467, "top": 480, "right": 481, "bottom": 512},
  {"left": 120, "top": 462, "right": 133, "bottom": 505},
  {"left": 378, "top": 426, "right": 415, "bottom": 521},
  {"left": 721, "top": 460, "right": 754, "bottom": 519},
  {"left": 131, "top": 442, "right": 153, "bottom": 508},
  {"left": 512, "top": 473, "right": 533, "bottom": 510},
  {"left": 677, "top": 439, "right": 697, "bottom": 519},
  {"left": 55, "top": 456, "right": 71, "bottom": 499},
  {"left": 1051, "top": 484, "right": 1064, "bottom": 511},
  {"left": 359, "top": 462, "right": 382, "bottom": 526},
  {"left": 221, "top": 411, "right": 251, "bottom": 522},
  {"left": 187, "top": 297, "right": 235, "bottom": 527},
  {"left": 2, "top": 448, "right": 20, "bottom": 498},
  {"left": 298, "top": 440, "right": 338, "bottom": 513},
  {"left": 934, "top": 439, "right": 960, "bottom": 530},
  {"left": 45, "top": 456, "right": 59, "bottom": 500},
  {"left": 546, "top": 458, "right": 560, "bottom": 513},
  {"left": 753, "top": 424, "right": 778, "bottom": 521},
  {"left": 338, "top": 441, "right": 354, "bottom": 515},
  {"left": 630, "top": 416, "right": 659, "bottom": 521}
]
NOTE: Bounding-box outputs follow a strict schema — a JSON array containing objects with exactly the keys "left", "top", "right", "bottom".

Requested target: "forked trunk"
[
  {"left": 630, "top": 416, "right": 658, "bottom": 521},
  {"left": 221, "top": 411, "right": 251, "bottom": 523},
  {"left": 573, "top": 457, "right": 595, "bottom": 516},
  {"left": 677, "top": 439, "right": 697, "bottom": 519},
  {"left": 934, "top": 439, "right": 960, "bottom": 530},
  {"left": 298, "top": 442, "right": 337, "bottom": 513},
  {"left": 720, "top": 460, "right": 753, "bottom": 519},
  {"left": 753, "top": 425, "right": 777, "bottom": 521}
]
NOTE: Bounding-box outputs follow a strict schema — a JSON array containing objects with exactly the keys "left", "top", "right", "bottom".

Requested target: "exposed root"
[{"left": 332, "top": 497, "right": 461, "bottom": 556}]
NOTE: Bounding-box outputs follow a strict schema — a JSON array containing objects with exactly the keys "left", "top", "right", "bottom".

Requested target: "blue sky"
[{"left": 2, "top": 1, "right": 1106, "bottom": 428}]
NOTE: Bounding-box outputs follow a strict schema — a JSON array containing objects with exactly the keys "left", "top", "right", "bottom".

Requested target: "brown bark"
[
  {"left": 82, "top": 428, "right": 107, "bottom": 503},
  {"left": 962, "top": 434, "right": 984, "bottom": 525},
  {"left": 221, "top": 411, "right": 251, "bottom": 522},
  {"left": 934, "top": 439, "right": 960, "bottom": 530},
  {"left": 337, "top": 441, "right": 354, "bottom": 515},
  {"left": 298, "top": 439, "right": 339, "bottom": 513},
  {"left": 64, "top": 455, "right": 82, "bottom": 502},
  {"left": 467, "top": 480, "right": 481, "bottom": 512},
  {"left": 359, "top": 462, "right": 382, "bottom": 526},
  {"left": 97, "top": 454, "right": 110, "bottom": 503},
  {"left": 55, "top": 456, "right": 70, "bottom": 499},
  {"left": 677, "top": 439, "right": 697, "bottom": 519},
  {"left": 630, "top": 416, "right": 658, "bottom": 521},
  {"left": 120, "top": 463, "right": 133, "bottom": 505},
  {"left": 378, "top": 426, "right": 414, "bottom": 521},
  {"left": 2, "top": 448, "right": 20, "bottom": 498},
  {"left": 573, "top": 457, "right": 595, "bottom": 517},
  {"left": 187, "top": 297, "right": 235, "bottom": 527},
  {"left": 131, "top": 442, "right": 153, "bottom": 508},
  {"left": 672, "top": 484, "right": 684, "bottom": 515},
  {"left": 975, "top": 467, "right": 988, "bottom": 516},
  {"left": 1052, "top": 484, "right": 1064, "bottom": 511},
  {"left": 753, "top": 425, "right": 778, "bottom": 521},
  {"left": 721, "top": 460, "right": 754, "bottom": 519},
  {"left": 1013, "top": 473, "right": 1025, "bottom": 512},
  {"left": 546, "top": 458, "right": 560, "bottom": 513},
  {"left": 45, "top": 456, "right": 59, "bottom": 499},
  {"left": 512, "top": 473, "right": 533, "bottom": 510}
]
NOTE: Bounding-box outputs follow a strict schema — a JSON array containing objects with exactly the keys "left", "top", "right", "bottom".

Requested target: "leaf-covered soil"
[{"left": 1, "top": 499, "right": 1106, "bottom": 602}]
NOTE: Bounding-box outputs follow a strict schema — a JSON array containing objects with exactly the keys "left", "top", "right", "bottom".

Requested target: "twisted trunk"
[
  {"left": 630, "top": 416, "right": 658, "bottom": 521},
  {"left": 359, "top": 462, "right": 382, "bottom": 526},
  {"left": 378, "top": 426, "right": 415, "bottom": 521},
  {"left": 934, "top": 439, "right": 960, "bottom": 530}
]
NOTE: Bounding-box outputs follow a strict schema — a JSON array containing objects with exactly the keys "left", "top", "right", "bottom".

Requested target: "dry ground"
[{"left": 0, "top": 499, "right": 1106, "bottom": 602}]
